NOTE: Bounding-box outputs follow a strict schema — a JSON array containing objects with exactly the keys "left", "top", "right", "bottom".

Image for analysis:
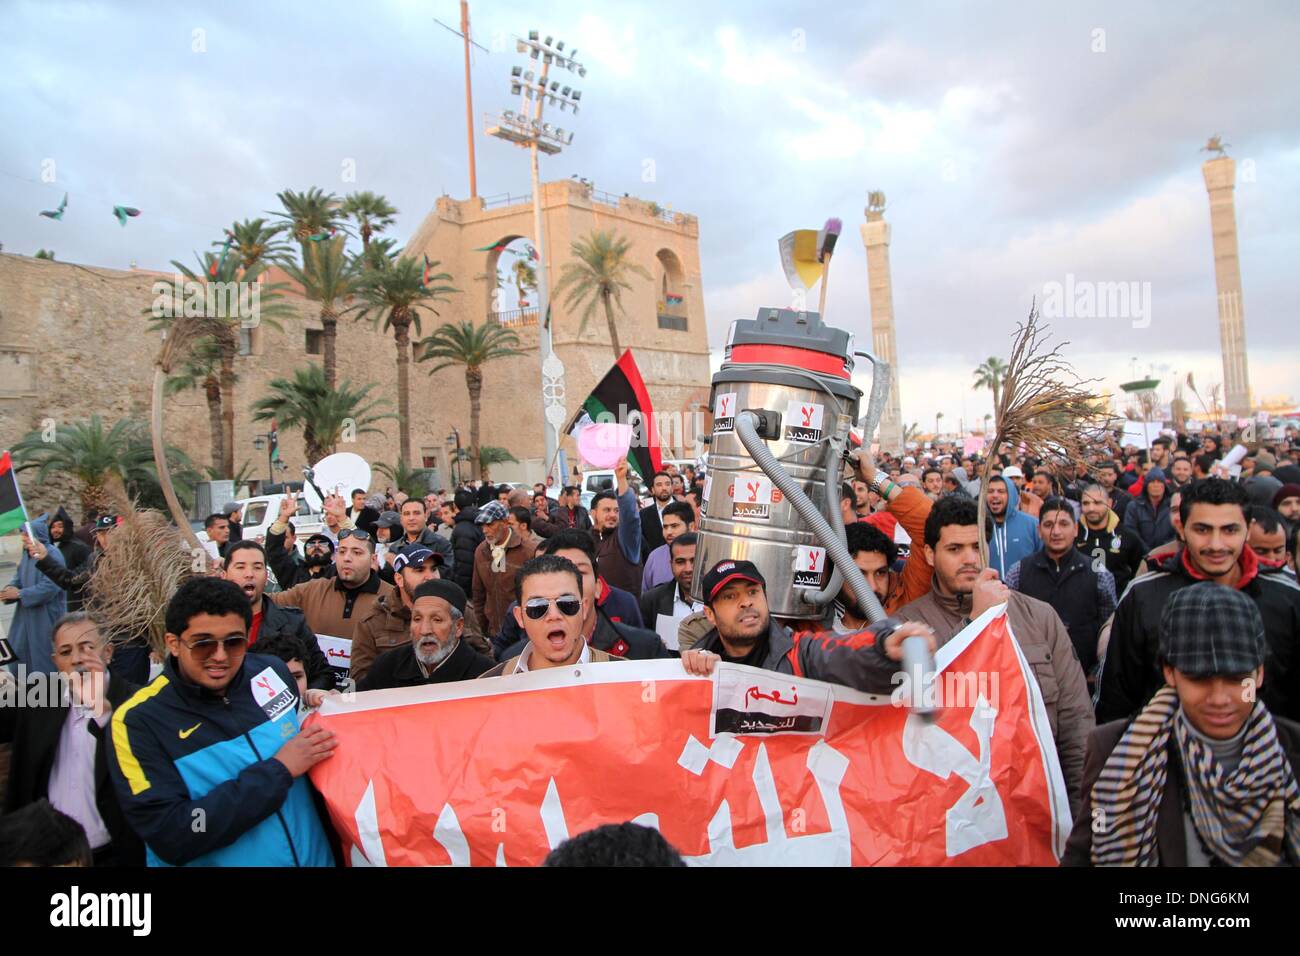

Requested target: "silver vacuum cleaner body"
[{"left": 694, "top": 308, "right": 861, "bottom": 620}]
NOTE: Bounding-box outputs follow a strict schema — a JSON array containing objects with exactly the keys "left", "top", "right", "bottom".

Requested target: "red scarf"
[{"left": 1180, "top": 545, "right": 1259, "bottom": 591}]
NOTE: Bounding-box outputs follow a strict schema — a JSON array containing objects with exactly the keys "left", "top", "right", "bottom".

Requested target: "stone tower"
[
  {"left": 1201, "top": 142, "right": 1252, "bottom": 417},
  {"left": 860, "top": 192, "right": 903, "bottom": 451}
]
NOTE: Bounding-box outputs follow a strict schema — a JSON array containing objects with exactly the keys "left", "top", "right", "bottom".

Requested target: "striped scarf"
[{"left": 1091, "top": 687, "right": 1300, "bottom": 866}]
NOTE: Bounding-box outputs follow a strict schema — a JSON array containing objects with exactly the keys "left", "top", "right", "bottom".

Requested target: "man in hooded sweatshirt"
[
  {"left": 985, "top": 474, "right": 1042, "bottom": 580},
  {"left": 3, "top": 514, "right": 67, "bottom": 675},
  {"left": 1123, "top": 466, "right": 1175, "bottom": 548},
  {"left": 42, "top": 507, "right": 93, "bottom": 612}
]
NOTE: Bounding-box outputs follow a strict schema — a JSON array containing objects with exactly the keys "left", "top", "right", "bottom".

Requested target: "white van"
[{"left": 195, "top": 493, "right": 325, "bottom": 556}]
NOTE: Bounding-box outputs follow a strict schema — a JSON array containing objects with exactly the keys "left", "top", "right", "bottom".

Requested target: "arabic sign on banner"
[
  {"left": 1121, "top": 421, "right": 1162, "bottom": 449},
  {"left": 309, "top": 608, "right": 1070, "bottom": 866},
  {"left": 316, "top": 634, "right": 352, "bottom": 690},
  {"left": 963, "top": 436, "right": 984, "bottom": 457}
]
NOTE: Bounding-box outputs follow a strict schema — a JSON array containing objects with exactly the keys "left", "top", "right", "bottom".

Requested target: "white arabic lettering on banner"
[{"left": 901, "top": 694, "right": 1007, "bottom": 856}]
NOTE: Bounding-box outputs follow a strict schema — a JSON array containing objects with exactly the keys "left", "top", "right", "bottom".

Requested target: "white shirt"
[
  {"left": 672, "top": 586, "right": 704, "bottom": 617},
  {"left": 48, "top": 685, "right": 113, "bottom": 850},
  {"left": 513, "top": 640, "right": 591, "bottom": 674}
]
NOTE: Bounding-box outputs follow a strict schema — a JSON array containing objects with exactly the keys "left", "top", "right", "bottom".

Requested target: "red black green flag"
[
  {"left": 474, "top": 238, "right": 512, "bottom": 253},
  {"left": 0, "top": 451, "right": 29, "bottom": 537},
  {"left": 567, "top": 350, "right": 664, "bottom": 482}
]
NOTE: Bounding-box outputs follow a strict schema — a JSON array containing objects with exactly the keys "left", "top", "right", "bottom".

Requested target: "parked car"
[{"left": 194, "top": 493, "right": 325, "bottom": 555}]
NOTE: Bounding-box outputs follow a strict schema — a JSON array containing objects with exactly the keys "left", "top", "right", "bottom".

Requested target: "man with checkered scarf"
[{"left": 1065, "top": 583, "right": 1300, "bottom": 866}]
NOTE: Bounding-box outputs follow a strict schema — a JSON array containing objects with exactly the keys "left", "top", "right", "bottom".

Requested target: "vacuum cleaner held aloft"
[{"left": 693, "top": 306, "right": 936, "bottom": 718}]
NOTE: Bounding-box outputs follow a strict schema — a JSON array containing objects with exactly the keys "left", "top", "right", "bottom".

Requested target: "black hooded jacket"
[
  {"left": 450, "top": 507, "right": 484, "bottom": 594},
  {"left": 37, "top": 507, "right": 95, "bottom": 612}
]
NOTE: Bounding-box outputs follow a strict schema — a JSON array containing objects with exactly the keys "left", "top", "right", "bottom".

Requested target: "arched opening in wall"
[
  {"left": 484, "top": 236, "right": 539, "bottom": 329},
  {"left": 655, "top": 249, "right": 687, "bottom": 331}
]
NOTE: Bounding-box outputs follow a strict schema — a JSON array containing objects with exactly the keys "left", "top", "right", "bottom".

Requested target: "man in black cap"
[
  {"left": 679, "top": 558, "right": 935, "bottom": 681},
  {"left": 1065, "top": 582, "right": 1300, "bottom": 866},
  {"left": 357, "top": 580, "right": 493, "bottom": 690}
]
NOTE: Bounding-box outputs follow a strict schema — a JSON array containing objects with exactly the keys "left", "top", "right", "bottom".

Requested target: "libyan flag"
[
  {"left": 566, "top": 350, "right": 664, "bottom": 482},
  {"left": 0, "top": 451, "right": 29, "bottom": 537}
]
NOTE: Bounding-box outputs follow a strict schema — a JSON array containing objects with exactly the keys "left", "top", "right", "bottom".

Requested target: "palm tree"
[
  {"left": 902, "top": 422, "right": 921, "bottom": 447},
  {"left": 477, "top": 446, "right": 518, "bottom": 483},
  {"left": 417, "top": 320, "right": 524, "bottom": 480},
  {"left": 341, "top": 191, "right": 397, "bottom": 251},
  {"left": 973, "top": 357, "right": 1008, "bottom": 413},
  {"left": 511, "top": 259, "right": 537, "bottom": 308},
  {"left": 935, "top": 412, "right": 945, "bottom": 437},
  {"left": 375, "top": 459, "right": 435, "bottom": 498},
  {"left": 278, "top": 235, "right": 358, "bottom": 389},
  {"left": 164, "top": 336, "right": 227, "bottom": 470},
  {"left": 251, "top": 364, "right": 397, "bottom": 465},
  {"left": 271, "top": 187, "right": 345, "bottom": 245},
  {"left": 164, "top": 249, "right": 293, "bottom": 477},
  {"left": 11, "top": 416, "right": 193, "bottom": 516},
  {"left": 553, "top": 230, "right": 651, "bottom": 361},
  {"left": 222, "top": 218, "right": 292, "bottom": 271},
  {"left": 351, "top": 254, "right": 457, "bottom": 463}
]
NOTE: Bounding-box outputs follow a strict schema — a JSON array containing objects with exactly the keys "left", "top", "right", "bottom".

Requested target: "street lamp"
[
  {"left": 487, "top": 30, "right": 587, "bottom": 485},
  {"left": 446, "top": 428, "right": 463, "bottom": 487},
  {"left": 251, "top": 433, "right": 275, "bottom": 484}
]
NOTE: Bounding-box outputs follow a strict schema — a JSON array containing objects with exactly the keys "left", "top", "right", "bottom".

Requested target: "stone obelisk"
[
  {"left": 1201, "top": 140, "right": 1252, "bottom": 418},
  {"left": 860, "top": 192, "right": 904, "bottom": 451}
]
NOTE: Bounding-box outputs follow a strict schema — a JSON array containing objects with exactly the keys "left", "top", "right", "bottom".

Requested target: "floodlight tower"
[{"left": 486, "top": 31, "right": 586, "bottom": 482}]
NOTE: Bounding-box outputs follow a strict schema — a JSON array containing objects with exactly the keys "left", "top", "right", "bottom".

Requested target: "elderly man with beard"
[
  {"left": 1097, "top": 478, "right": 1300, "bottom": 725},
  {"left": 1065, "top": 584, "right": 1300, "bottom": 867},
  {"left": 1, "top": 613, "right": 144, "bottom": 866},
  {"left": 359, "top": 580, "right": 493, "bottom": 690},
  {"left": 350, "top": 544, "right": 493, "bottom": 683},
  {"left": 221, "top": 540, "right": 336, "bottom": 702},
  {"left": 1076, "top": 483, "right": 1147, "bottom": 597}
]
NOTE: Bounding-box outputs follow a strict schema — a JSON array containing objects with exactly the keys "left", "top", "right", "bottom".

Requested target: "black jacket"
[
  {"left": 1, "top": 673, "right": 145, "bottom": 865},
  {"left": 498, "top": 606, "right": 676, "bottom": 662},
  {"left": 450, "top": 508, "right": 484, "bottom": 595},
  {"left": 1063, "top": 713, "right": 1300, "bottom": 866},
  {"left": 1013, "top": 548, "right": 1106, "bottom": 674},
  {"left": 639, "top": 579, "right": 683, "bottom": 631},
  {"left": 1076, "top": 520, "right": 1147, "bottom": 597},
  {"left": 1096, "top": 549, "right": 1300, "bottom": 723},
  {"left": 265, "top": 525, "right": 334, "bottom": 590},
  {"left": 640, "top": 503, "right": 666, "bottom": 554},
  {"left": 377, "top": 527, "right": 454, "bottom": 587},
  {"left": 46, "top": 506, "right": 93, "bottom": 612},
  {"left": 357, "top": 636, "right": 493, "bottom": 691},
  {"left": 256, "top": 596, "right": 336, "bottom": 692}
]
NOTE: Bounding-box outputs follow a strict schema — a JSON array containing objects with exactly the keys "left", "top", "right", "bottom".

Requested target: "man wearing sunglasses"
[
  {"left": 107, "top": 577, "right": 336, "bottom": 866},
  {"left": 481, "top": 555, "right": 627, "bottom": 676},
  {"left": 271, "top": 522, "right": 395, "bottom": 645}
]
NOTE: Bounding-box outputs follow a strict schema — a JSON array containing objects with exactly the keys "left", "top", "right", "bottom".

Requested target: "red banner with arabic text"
[{"left": 310, "top": 609, "right": 1070, "bottom": 865}]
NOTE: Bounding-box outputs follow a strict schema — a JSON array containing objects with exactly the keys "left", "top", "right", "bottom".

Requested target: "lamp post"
[
  {"left": 486, "top": 30, "right": 586, "bottom": 485},
  {"left": 251, "top": 434, "right": 274, "bottom": 484},
  {"left": 446, "top": 428, "right": 463, "bottom": 487}
]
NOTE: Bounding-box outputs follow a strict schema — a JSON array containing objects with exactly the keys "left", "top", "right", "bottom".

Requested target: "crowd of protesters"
[{"left": 2, "top": 418, "right": 1299, "bottom": 868}]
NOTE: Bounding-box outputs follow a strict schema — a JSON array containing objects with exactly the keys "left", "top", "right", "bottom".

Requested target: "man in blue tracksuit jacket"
[
  {"left": 108, "top": 577, "right": 336, "bottom": 867},
  {"left": 985, "top": 474, "right": 1043, "bottom": 579}
]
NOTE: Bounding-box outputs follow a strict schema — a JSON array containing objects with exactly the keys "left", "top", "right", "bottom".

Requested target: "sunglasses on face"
[
  {"left": 180, "top": 636, "right": 248, "bottom": 659},
  {"left": 338, "top": 528, "right": 371, "bottom": 542},
  {"left": 523, "top": 595, "right": 582, "bottom": 620}
]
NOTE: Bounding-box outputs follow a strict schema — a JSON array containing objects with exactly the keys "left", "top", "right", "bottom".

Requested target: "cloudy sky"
[{"left": 3, "top": 0, "right": 1297, "bottom": 429}]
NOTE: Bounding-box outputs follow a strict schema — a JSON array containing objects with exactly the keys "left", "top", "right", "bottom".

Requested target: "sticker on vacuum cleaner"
[
  {"left": 793, "top": 545, "right": 827, "bottom": 587},
  {"left": 730, "top": 475, "right": 773, "bottom": 520},
  {"left": 783, "top": 400, "right": 825, "bottom": 444},
  {"left": 702, "top": 474, "right": 712, "bottom": 503},
  {"left": 713, "top": 392, "right": 737, "bottom": 434}
]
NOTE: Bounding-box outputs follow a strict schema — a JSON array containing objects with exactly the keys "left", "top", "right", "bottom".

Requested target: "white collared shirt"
[
  {"left": 513, "top": 640, "right": 591, "bottom": 673},
  {"left": 672, "top": 586, "right": 704, "bottom": 617}
]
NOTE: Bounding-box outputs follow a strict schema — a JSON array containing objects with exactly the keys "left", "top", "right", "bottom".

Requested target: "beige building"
[{"left": 0, "top": 180, "right": 712, "bottom": 515}]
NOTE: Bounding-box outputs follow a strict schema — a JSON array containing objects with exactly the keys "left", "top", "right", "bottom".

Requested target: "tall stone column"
[
  {"left": 860, "top": 193, "right": 903, "bottom": 451},
  {"left": 1201, "top": 150, "right": 1252, "bottom": 417}
]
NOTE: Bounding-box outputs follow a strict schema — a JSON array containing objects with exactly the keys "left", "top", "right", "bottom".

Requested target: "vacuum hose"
[{"left": 735, "top": 410, "right": 886, "bottom": 623}]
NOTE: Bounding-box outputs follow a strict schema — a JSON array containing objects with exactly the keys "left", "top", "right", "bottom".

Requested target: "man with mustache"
[
  {"left": 358, "top": 580, "right": 492, "bottom": 690},
  {"left": 1097, "top": 478, "right": 1300, "bottom": 724}
]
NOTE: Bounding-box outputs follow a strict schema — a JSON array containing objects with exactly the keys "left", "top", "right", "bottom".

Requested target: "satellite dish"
[{"left": 302, "top": 453, "right": 371, "bottom": 512}]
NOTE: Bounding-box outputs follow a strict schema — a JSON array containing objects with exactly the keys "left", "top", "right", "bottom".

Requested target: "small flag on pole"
[{"left": 0, "top": 451, "right": 30, "bottom": 537}]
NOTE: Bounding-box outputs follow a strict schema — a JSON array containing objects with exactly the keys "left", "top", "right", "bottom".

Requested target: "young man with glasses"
[
  {"left": 107, "top": 577, "right": 337, "bottom": 866},
  {"left": 481, "top": 555, "right": 625, "bottom": 677}
]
